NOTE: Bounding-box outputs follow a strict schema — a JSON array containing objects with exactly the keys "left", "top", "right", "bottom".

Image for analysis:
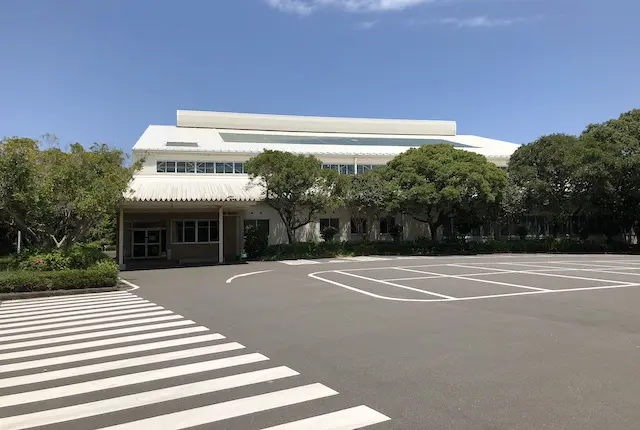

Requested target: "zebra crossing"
[
  {"left": 279, "top": 255, "right": 433, "bottom": 265},
  {"left": 0, "top": 291, "right": 390, "bottom": 429}
]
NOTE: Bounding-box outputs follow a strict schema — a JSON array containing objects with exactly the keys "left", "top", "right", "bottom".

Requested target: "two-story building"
[{"left": 117, "top": 110, "right": 520, "bottom": 269}]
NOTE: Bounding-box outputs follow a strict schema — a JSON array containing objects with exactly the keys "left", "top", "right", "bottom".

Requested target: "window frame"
[
  {"left": 172, "top": 219, "right": 220, "bottom": 244},
  {"left": 319, "top": 218, "right": 340, "bottom": 231}
]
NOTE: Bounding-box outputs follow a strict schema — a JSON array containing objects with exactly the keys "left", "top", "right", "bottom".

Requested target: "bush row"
[
  {"left": 0, "top": 260, "right": 119, "bottom": 294},
  {"left": 1, "top": 243, "right": 109, "bottom": 271},
  {"left": 256, "top": 238, "right": 640, "bottom": 261}
]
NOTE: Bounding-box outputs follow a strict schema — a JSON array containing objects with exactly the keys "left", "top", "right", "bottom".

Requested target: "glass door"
[{"left": 131, "top": 229, "right": 164, "bottom": 258}]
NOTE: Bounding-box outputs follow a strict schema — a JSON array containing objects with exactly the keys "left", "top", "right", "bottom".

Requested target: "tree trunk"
[
  {"left": 285, "top": 225, "right": 295, "bottom": 244},
  {"left": 428, "top": 222, "right": 440, "bottom": 242}
]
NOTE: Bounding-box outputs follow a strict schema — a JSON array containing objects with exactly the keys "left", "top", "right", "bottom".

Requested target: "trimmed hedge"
[
  {"left": 255, "top": 239, "right": 640, "bottom": 261},
  {"left": 0, "top": 260, "right": 119, "bottom": 294}
]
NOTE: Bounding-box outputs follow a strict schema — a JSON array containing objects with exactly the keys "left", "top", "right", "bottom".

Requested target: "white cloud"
[
  {"left": 356, "top": 20, "right": 380, "bottom": 29},
  {"left": 440, "top": 15, "right": 532, "bottom": 27},
  {"left": 266, "top": 0, "right": 434, "bottom": 15}
]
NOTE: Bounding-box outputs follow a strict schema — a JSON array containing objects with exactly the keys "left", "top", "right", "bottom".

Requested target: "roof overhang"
[{"left": 176, "top": 110, "right": 456, "bottom": 136}]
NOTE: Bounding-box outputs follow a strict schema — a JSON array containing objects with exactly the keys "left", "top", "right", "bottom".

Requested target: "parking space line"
[
  {"left": 335, "top": 270, "right": 456, "bottom": 299},
  {"left": 394, "top": 267, "right": 551, "bottom": 291},
  {"left": 498, "top": 262, "right": 633, "bottom": 284}
]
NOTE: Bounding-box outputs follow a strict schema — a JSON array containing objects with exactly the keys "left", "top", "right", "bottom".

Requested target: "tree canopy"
[
  {"left": 0, "top": 136, "right": 138, "bottom": 248},
  {"left": 387, "top": 144, "right": 507, "bottom": 239},
  {"left": 245, "top": 150, "right": 341, "bottom": 243}
]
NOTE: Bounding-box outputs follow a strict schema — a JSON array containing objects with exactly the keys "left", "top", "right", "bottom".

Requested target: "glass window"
[
  {"left": 209, "top": 220, "right": 220, "bottom": 242},
  {"left": 166, "top": 161, "right": 176, "bottom": 173},
  {"left": 330, "top": 165, "right": 339, "bottom": 172},
  {"left": 156, "top": 161, "right": 166, "bottom": 173},
  {"left": 196, "top": 162, "right": 206, "bottom": 174},
  {"left": 346, "top": 164, "right": 355, "bottom": 175},
  {"left": 339, "top": 165, "right": 348, "bottom": 175},
  {"left": 186, "top": 162, "right": 196, "bottom": 173},
  {"left": 322, "top": 164, "right": 331, "bottom": 170},
  {"left": 244, "top": 219, "right": 269, "bottom": 236},
  {"left": 215, "top": 162, "right": 225, "bottom": 174},
  {"left": 224, "top": 163, "right": 234, "bottom": 174},
  {"left": 205, "top": 162, "right": 216, "bottom": 173},
  {"left": 197, "top": 220, "right": 209, "bottom": 243},
  {"left": 380, "top": 216, "right": 395, "bottom": 234},
  {"left": 234, "top": 163, "right": 244, "bottom": 174},
  {"left": 320, "top": 218, "right": 339, "bottom": 230},
  {"left": 176, "top": 162, "right": 186, "bottom": 173},
  {"left": 183, "top": 220, "right": 196, "bottom": 243},
  {"left": 350, "top": 218, "right": 367, "bottom": 234}
]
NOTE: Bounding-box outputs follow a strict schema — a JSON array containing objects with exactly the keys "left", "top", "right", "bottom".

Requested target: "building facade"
[{"left": 117, "top": 110, "right": 520, "bottom": 269}]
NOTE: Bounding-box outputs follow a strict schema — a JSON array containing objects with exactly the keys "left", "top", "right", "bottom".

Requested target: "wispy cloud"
[
  {"left": 265, "top": 0, "right": 435, "bottom": 16},
  {"left": 355, "top": 20, "right": 380, "bottom": 29},
  {"left": 440, "top": 15, "right": 538, "bottom": 28}
]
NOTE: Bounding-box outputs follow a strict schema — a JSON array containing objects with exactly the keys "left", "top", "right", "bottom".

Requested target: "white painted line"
[
  {"left": 0, "top": 326, "right": 209, "bottom": 361},
  {"left": 280, "top": 259, "right": 321, "bottom": 265},
  {"left": 0, "top": 342, "right": 246, "bottom": 389},
  {"left": 394, "top": 267, "right": 551, "bottom": 292},
  {"left": 0, "top": 294, "right": 138, "bottom": 312},
  {"left": 0, "top": 291, "right": 132, "bottom": 308},
  {"left": 0, "top": 320, "right": 195, "bottom": 351},
  {"left": 261, "top": 405, "right": 391, "bottom": 429},
  {"left": 94, "top": 383, "right": 337, "bottom": 430},
  {"left": 0, "top": 297, "right": 147, "bottom": 317},
  {"left": 119, "top": 278, "right": 140, "bottom": 291},
  {"left": 309, "top": 272, "right": 640, "bottom": 303},
  {"left": 0, "top": 310, "right": 173, "bottom": 336},
  {"left": 335, "top": 270, "right": 456, "bottom": 299},
  {"left": 0, "top": 334, "right": 228, "bottom": 373},
  {"left": 1, "top": 367, "right": 302, "bottom": 430},
  {"left": 342, "top": 256, "right": 391, "bottom": 262},
  {"left": 0, "top": 353, "right": 269, "bottom": 408},
  {"left": 0, "top": 314, "right": 183, "bottom": 343},
  {"left": 226, "top": 270, "right": 274, "bottom": 284},
  {"left": 497, "top": 262, "right": 632, "bottom": 284},
  {"left": 0, "top": 302, "right": 159, "bottom": 324}
]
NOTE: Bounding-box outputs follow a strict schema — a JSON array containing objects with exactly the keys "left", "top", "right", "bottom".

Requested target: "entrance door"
[
  {"left": 223, "top": 215, "right": 238, "bottom": 262},
  {"left": 132, "top": 229, "right": 164, "bottom": 258}
]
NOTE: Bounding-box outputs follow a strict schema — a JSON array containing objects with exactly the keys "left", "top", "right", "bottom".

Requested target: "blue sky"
[{"left": 1, "top": 0, "right": 638, "bottom": 151}]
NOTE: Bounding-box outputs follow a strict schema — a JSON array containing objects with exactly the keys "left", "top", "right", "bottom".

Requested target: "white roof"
[
  {"left": 133, "top": 125, "right": 519, "bottom": 158},
  {"left": 177, "top": 110, "right": 457, "bottom": 136},
  {"left": 126, "top": 175, "right": 262, "bottom": 202}
]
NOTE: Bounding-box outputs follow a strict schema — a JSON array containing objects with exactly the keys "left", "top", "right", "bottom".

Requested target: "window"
[
  {"left": 380, "top": 216, "right": 395, "bottom": 234},
  {"left": 172, "top": 220, "right": 219, "bottom": 243},
  {"left": 350, "top": 218, "right": 367, "bottom": 234},
  {"left": 321, "top": 164, "right": 357, "bottom": 174},
  {"left": 319, "top": 218, "right": 339, "bottom": 231},
  {"left": 244, "top": 219, "right": 269, "bottom": 236},
  {"left": 155, "top": 161, "right": 247, "bottom": 174},
  {"left": 357, "top": 164, "right": 383, "bottom": 174}
]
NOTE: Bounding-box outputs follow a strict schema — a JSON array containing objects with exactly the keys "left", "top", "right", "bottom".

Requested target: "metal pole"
[{"left": 17, "top": 230, "right": 21, "bottom": 254}]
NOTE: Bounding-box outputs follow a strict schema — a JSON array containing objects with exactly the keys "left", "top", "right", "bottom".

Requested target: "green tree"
[
  {"left": 581, "top": 109, "right": 640, "bottom": 239},
  {"left": 508, "top": 134, "right": 582, "bottom": 235},
  {"left": 0, "top": 136, "right": 139, "bottom": 248},
  {"left": 245, "top": 150, "right": 340, "bottom": 243},
  {"left": 387, "top": 144, "right": 507, "bottom": 240},
  {"left": 339, "top": 167, "right": 394, "bottom": 239}
]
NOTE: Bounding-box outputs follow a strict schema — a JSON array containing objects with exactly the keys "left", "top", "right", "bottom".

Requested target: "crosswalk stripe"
[
  {"left": 0, "top": 310, "right": 173, "bottom": 336},
  {"left": 0, "top": 314, "right": 183, "bottom": 343},
  {"left": 261, "top": 405, "right": 391, "bottom": 429},
  {"left": 0, "top": 342, "right": 246, "bottom": 389},
  {"left": 0, "top": 294, "right": 143, "bottom": 313},
  {"left": 0, "top": 303, "right": 160, "bottom": 324},
  {"left": 0, "top": 297, "right": 147, "bottom": 318},
  {"left": 0, "top": 335, "right": 231, "bottom": 373},
  {"left": 95, "top": 383, "right": 338, "bottom": 430},
  {"left": 0, "top": 319, "right": 195, "bottom": 351},
  {"left": 0, "top": 353, "right": 270, "bottom": 408},
  {"left": 0, "top": 366, "right": 301, "bottom": 430},
  {"left": 0, "top": 326, "right": 210, "bottom": 361},
  {"left": 0, "top": 292, "right": 131, "bottom": 308}
]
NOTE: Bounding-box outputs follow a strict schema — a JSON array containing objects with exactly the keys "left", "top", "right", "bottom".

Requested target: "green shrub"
[
  {"left": 13, "top": 243, "right": 108, "bottom": 272},
  {"left": 0, "top": 260, "right": 119, "bottom": 294},
  {"left": 244, "top": 226, "right": 269, "bottom": 259},
  {"left": 320, "top": 226, "right": 338, "bottom": 242}
]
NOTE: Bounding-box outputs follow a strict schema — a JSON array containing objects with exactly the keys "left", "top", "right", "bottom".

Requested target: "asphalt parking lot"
[{"left": 3, "top": 254, "right": 640, "bottom": 429}]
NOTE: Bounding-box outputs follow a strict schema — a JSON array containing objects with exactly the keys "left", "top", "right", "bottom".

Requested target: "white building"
[{"left": 118, "top": 110, "right": 520, "bottom": 268}]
